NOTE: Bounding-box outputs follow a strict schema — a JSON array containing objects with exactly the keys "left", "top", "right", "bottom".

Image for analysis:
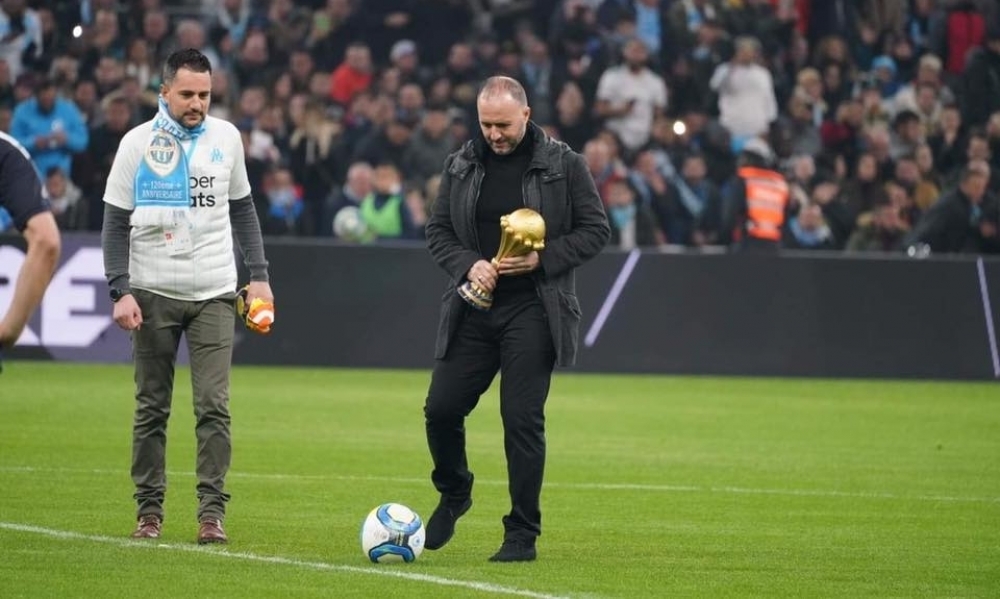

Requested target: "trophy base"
[{"left": 457, "top": 281, "right": 493, "bottom": 311}]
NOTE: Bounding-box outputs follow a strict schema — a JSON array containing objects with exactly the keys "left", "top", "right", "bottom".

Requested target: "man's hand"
[
  {"left": 243, "top": 281, "right": 274, "bottom": 305},
  {"left": 981, "top": 221, "right": 997, "bottom": 239},
  {"left": 237, "top": 282, "right": 275, "bottom": 334},
  {"left": 467, "top": 259, "right": 498, "bottom": 292},
  {"left": 113, "top": 294, "right": 144, "bottom": 331},
  {"left": 496, "top": 252, "right": 540, "bottom": 276}
]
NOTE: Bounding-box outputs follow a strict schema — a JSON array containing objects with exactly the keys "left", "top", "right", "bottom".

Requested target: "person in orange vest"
[{"left": 721, "top": 138, "right": 790, "bottom": 251}]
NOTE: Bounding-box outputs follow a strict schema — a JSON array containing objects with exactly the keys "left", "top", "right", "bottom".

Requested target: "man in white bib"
[{"left": 101, "top": 48, "right": 273, "bottom": 545}]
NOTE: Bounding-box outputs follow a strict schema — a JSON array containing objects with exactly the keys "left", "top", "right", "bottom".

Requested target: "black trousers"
[{"left": 424, "top": 291, "right": 556, "bottom": 540}]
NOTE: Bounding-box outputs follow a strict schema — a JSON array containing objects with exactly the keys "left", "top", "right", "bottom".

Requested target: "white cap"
[
  {"left": 742, "top": 137, "right": 774, "bottom": 162},
  {"left": 390, "top": 40, "right": 417, "bottom": 61}
]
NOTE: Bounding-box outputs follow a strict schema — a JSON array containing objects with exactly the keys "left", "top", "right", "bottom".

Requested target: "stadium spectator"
[
  {"left": 0, "top": 0, "right": 42, "bottom": 80},
  {"left": 76, "top": 94, "right": 132, "bottom": 230},
  {"left": 721, "top": 139, "right": 790, "bottom": 251},
  {"left": 233, "top": 29, "right": 279, "bottom": 90},
  {"left": 288, "top": 98, "right": 342, "bottom": 235},
  {"left": 140, "top": 9, "right": 172, "bottom": 66},
  {"left": 327, "top": 160, "right": 373, "bottom": 238},
  {"left": 261, "top": 0, "right": 311, "bottom": 62},
  {"left": 43, "top": 165, "right": 85, "bottom": 230},
  {"left": 0, "top": 0, "right": 994, "bottom": 257},
  {"left": 905, "top": 159, "right": 993, "bottom": 253},
  {"left": 403, "top": 104, "right": 456, "bottom": 188},
  {"left": 846, "top": 187, "right": 912, "bottom": 252},
  {"left": 357, "top": 162, "right": 422, "bottom": 240},
  {"left": 351, "top": 115, "right": 413, "bottom": 172},
  {"left": 594, "top": 37, "right": 667, "bottom": 154},
  {"left": 605, "top": 178, "right": 660, "bottom": 249},
  {"left": 261, "top": 165, "right": 307, "bottom": 236},
  {"left": 583, "top": 137, "right": 628, "bottom": 204},
  {"left": 305, "top": 0, "right": 365, "bottom": 72},
  {"left": 174, "top": 19, "right": 222, "bottom": 72},
  {"left": 710, "top": 36, "right": 778, "bottom": 149},
  {"left": 10, "top": 76, "right": 88, "bottom": 179},
  {"left": 329, "top": 41, "right": 374, "bottom": 107},
  {"left": 206, "top": 0, "right": 252, "bottom": 50}
]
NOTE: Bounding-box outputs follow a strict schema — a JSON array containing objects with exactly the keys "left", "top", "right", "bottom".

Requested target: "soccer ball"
[
  {"left": 333, "top": 205, "right": 372, "bottom": 242},
  {"left": 360, "top": 503, "right": 426, "bottom": 563}
]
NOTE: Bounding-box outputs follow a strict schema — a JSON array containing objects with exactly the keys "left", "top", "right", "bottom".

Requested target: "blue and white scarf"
[
  {"left": 131, "top": 97, "right": 204, "bottom": 227},
  {"left": 789, "top": 216, "right": 832, "bottom": 247}
]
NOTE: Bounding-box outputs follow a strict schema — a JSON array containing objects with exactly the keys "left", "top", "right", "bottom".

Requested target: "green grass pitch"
[{"left": 1, "top": 363, "right": 998, "bottom": 598}]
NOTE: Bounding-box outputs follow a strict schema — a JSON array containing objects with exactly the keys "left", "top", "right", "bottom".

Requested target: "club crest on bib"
[{"left": 145, "top": 133, "right": 180, "bottom": 177}]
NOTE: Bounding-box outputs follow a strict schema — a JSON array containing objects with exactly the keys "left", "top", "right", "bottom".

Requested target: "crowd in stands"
[{"left": 1, "top": 0, "right": 999, "bottom": 255}]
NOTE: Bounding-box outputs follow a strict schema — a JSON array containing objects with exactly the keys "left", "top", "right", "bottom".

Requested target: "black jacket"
[
  {"left": 961, "top": 46, "right": 1000, "bottom": 129},
  {"left": 905, "top": 189, "right": 979, "bottom": 253},
  {"left": 426, "top": 122, "right": 610, "bottom": 367}
]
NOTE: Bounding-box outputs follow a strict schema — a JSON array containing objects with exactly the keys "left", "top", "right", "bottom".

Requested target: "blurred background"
[{"left": 1, "top": 0, "right": 999, "bottom": 379}]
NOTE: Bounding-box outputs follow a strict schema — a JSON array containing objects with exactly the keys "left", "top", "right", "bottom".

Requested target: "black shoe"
[
  {"left": 424, "top": 497, "right": 472, "bottom": 550},
  {"left": 488, "top": 539, "right": 537, "bottom": 562}
]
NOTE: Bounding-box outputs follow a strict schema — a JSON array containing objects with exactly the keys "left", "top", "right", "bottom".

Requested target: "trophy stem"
[{"left": 458, "top": 280, "right": 494, "bottom": 311}]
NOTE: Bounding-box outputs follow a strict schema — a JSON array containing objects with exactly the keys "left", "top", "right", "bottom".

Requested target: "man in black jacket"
[
  {"left": 960, "top": 17, "right": 1000, "bottom": 129},
  {"left": 905, "top": 160, "right": 992, "bottom": 253},
  {"left": 422, "top": 75, "right": 609, "bottom": 562}
]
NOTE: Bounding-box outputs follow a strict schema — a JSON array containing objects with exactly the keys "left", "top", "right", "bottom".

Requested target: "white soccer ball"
[
  {"left": 333, "top": 205, "right": 371, "bottom": 242},
  {"left": 360, "top": 503, "right": 426, "bottom": 563}
]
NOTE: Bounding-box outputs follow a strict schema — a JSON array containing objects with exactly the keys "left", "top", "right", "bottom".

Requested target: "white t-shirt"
[
  {"left": 710, "top": 63, "right": 778, "bottom": 139},
  {"left": 104, "top": 115, "right": 252, "bottom": 301},
  {"left": 595, "top": 65, "right": 668, "bottom": 151}
]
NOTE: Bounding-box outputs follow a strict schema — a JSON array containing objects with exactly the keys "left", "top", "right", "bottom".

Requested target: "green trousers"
[{"left": 130, "top": 288, "right": 235, "bottom": 522}]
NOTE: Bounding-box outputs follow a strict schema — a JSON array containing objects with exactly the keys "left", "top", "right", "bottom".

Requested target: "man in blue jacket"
[{"left": 10, "top": 77, "right": 89, "bottom": 179}]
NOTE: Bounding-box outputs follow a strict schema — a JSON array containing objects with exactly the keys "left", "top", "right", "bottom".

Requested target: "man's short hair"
[
  {"left": 962, "top": 161, "right": 990, "bottom": 182},
  {"left": 893, "top": 110, "right": 920, "bottom": 128},
  {"left": 163, "top": 48, "right": 212, "bottom": 84},
  {"left": 478, "top": 76, "right": 527, "bottom": 106}
]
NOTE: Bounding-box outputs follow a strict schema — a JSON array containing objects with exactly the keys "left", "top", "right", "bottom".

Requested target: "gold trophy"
[{"left": 458, "top": 208, "right": 546, "bottom": 311}]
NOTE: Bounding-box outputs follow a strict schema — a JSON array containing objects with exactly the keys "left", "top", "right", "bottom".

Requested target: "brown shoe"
[
  {"left": 131, "top": 515, "right": 162, "bottom": 539},
  {"left": 197, "top": 518, "right": 228, "bottom": 544}
]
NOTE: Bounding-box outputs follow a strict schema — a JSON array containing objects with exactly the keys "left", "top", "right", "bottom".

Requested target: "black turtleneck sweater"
[{"left": 476, "top": 127, "right": 536, "bottom": 296}]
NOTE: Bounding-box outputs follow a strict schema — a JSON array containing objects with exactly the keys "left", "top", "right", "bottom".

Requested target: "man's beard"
[
  {"left": 176, "top": 111, "right": 204, "bottom": 128},
  {"left": 489, "top": 128, "right": 524, "bottom": 155}
]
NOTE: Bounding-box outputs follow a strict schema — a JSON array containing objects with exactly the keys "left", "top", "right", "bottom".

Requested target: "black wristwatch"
[{"left": 110, "top": 288, "right": 131, "bottom": 303}]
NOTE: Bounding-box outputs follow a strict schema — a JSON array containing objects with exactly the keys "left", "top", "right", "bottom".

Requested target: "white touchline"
[
  {"left": 0, "top": 522, "right": 574, "bottom": 599},
  {"left": 2, "top": 466, "right": 998, "bottom": 504}
]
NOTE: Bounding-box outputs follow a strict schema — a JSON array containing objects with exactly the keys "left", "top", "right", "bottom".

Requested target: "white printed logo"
[{"left": 0, "top": 246, "right": 113, "bottom": 347}]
